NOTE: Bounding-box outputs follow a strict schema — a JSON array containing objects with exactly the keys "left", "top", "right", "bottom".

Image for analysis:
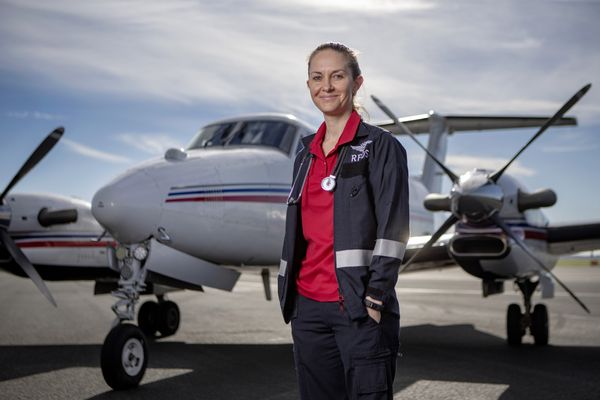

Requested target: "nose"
[
  {"left": 323, "top": 77, "right": 334, "bottom": 91},
  {"left": 92, "top": 168, "right": 162, "bottom": 244}
]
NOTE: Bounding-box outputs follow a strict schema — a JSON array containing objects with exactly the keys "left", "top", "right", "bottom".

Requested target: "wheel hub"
[{"left": 122, "top": 338, "right": 144, "bottom": 376}]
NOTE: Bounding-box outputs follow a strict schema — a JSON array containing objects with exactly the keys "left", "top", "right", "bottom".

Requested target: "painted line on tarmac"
[
  {"left": 394, "top": 380, "right": 509, "bottom": 399},
  {"left": 396, "top": 288, "right": 600, "bottom": 297}
]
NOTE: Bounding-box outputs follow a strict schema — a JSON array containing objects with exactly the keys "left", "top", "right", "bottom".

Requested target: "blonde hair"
[{"left": 308, "top": 42, "right": 365, "bottom": 115}]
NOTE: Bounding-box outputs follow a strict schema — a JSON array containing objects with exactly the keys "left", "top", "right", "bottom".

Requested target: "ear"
[
  {"left": 306, "top": 79, "right": 310, "bottom": 89},
  {"left": 353, "top": 75, "right": 364, "bottom": 94}
]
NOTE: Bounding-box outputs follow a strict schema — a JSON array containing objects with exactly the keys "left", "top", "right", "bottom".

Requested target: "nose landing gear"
[
  {"left": 100, "top": 243, "right": 151, "bottom": 390},
  {"left": 506, "top": 279, "right": 549, "bottom": 346}
]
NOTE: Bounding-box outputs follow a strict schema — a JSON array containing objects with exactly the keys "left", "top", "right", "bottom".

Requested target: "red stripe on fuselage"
[
  {"left": 165, "top": 195, "right": 288, "bottom": 203},
  {"left": 523, "top": 230, "right": 548, "bottom": 240}
]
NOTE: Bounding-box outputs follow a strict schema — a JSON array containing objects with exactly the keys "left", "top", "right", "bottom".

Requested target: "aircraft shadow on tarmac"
[{"left": 1, "top": 324, "right": 599, "bottom": 400}]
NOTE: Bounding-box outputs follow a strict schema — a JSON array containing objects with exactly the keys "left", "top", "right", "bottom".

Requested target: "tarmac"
[{"left": 1, "top": 263, "right": 599, "bottom": 399}]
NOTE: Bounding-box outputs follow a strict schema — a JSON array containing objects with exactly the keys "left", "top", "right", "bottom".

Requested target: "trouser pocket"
[{"left": 351, "top": 349, "right": 392, "bottom": 399}]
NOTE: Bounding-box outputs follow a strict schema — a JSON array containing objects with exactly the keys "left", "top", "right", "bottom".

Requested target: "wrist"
[{"left": 364, "top": 297, "right": 384, "bottom": 311}]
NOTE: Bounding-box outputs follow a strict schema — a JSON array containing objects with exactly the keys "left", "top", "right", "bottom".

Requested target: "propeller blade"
[
  {"left": 400, "top": 214, "right": 458, "bottom": 272},
  {"left": 490, "top": 84, "right": 591, "bottom": 182},
  {"left": 0, "top": 229, "right": 57, "bottom": 307},
  {"left": 0, "top": 127, "right": 64, "bottom": 202},
  {"left": 490, "top": 214, "right": 590, "bottom": 314},
  {"left": 371, "top": 95, "right": 460, "bottom": 184}
]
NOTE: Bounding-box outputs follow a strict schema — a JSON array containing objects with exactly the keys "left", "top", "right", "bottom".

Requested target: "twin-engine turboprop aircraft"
[{"left": 1, "top": 85, "right": 598, "bottom": 390}]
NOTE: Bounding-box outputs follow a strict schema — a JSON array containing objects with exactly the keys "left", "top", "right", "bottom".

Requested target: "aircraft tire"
[
  {"left": 506, "top": 303, "right": 523, "bottom": 346},
  {"left": 138, "top": 301, "right": 159, "bottom": 338},
  {"left": 101, "top": 323, "right": 148, "bottom": 390},
  {"left": 531, "top": 303, "right": 549, "bottom": 346},
  {"left": 157, "top": 300, "right": 180, "bottom": 337}
]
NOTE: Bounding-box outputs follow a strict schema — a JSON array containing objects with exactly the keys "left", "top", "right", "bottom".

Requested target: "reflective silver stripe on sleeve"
[
  {"left": 373, "top": 239, "right": 406, "bottom": 260},
  {"left": 336, "top": 249, "right": 373, "bottom": 268},
  {"left": 278, "top": 259, "right": 287, "bottom": 276}
]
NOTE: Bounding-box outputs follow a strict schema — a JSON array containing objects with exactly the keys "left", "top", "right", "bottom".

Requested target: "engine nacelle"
[
  {"left": 423, "top": 193, "right": 451, "bottom": 212},
  {"left": 518, "top": 188, "right": 557, "bottom": 212}
]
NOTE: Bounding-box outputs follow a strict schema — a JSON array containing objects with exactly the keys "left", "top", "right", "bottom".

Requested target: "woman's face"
[{"left": 307, "top": 49, "right": 363, "bottom": 117}]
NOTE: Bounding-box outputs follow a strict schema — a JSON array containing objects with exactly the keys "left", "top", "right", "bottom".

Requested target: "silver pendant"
[{"left": 321, "top": 175, "right": 336, "bottom": 192}]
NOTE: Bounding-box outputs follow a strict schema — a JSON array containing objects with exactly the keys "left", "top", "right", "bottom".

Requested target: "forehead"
[{"left": 309, "top": 49, "right": 349, "bottom": 73}]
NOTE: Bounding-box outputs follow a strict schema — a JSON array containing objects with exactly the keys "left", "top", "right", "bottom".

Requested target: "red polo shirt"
[{"left": 297, "top": 110, "right": 361, "bottom": 302}]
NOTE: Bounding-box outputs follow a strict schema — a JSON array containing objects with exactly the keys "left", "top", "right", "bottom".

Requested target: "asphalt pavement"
[{"left": 1, "top": 264, "right": 599, "bottom": 399}]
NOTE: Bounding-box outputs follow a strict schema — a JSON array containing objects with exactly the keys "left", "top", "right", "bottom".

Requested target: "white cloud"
[
  {"left": 446, "top": 154, "right": 536, "bottom": 177},
  {"left": 0, "top": 0, "right": 598, "bottom": 125},
  {"left": 6, "top": 111, "right": 63, "bottom": 120},
  {"left": 62, "top": 138, "right": 131, "bottom": 164},
  {"left": 267, "top": 0, "right": 436, "bottom": 13},
  {"left": 541, "top": 143, "right": 598, "bottom": 153},
  {"left": 540, "top": 129, "right": 599, "bottom": 153},
  {"left": 117, "top": 133, "right": 183, "bottom": 155}
]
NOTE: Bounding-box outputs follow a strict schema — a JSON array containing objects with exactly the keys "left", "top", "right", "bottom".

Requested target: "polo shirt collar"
[{"left": 309, "top": 110, "right": 362, "bottom": 158}]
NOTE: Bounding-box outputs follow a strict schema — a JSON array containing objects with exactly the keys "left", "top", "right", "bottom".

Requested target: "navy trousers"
[{"left": 291, "top": 294, "right": 400, "bottom": 400}]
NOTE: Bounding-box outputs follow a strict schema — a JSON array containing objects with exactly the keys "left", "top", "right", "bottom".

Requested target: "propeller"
[
  {"left": 490, "top": 215, "right": 589, "bottom": 313},
  {"left": 371, "top": 95, "right": 460, "bottom": 183},
  {"left": 372, "top": 85, "right": 592, "bottom": 313},
  {"left": 0, "top": 127, "right": 64, "bottom": 307},
  {"left": 0, "top": 127, "right": 64, "bottom": 202},
  {"left": 400, "top": 214, "right": 458, "bottom": 273},
  {"left": 489, "top": 84, "right": 591, "bottom": 182}
]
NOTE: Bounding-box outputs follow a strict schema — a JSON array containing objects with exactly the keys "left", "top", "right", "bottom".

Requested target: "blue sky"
[{"left": 1, "top": 0, "right": 599, "bottom": 225}]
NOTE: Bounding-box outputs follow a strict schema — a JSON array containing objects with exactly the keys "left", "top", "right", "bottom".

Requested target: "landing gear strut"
[
  {"left": 506, "top": 279, "right": 549, "bottom": 346},
  {"left": 101, "top": 242, "right": 151, "bottom": 390}
]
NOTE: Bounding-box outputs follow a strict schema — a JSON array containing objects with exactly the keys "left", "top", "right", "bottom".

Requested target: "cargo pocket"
[{"left": 352, "top": 349, "right": 391, "bottom": 398}]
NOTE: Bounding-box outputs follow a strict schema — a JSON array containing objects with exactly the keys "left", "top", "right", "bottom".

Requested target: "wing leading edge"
[
  {"left": 546, "top": 222, "right": 600, "bottom": 255},
  {"left": 377, "top": 114, "right": 576, "bottom": 135}
]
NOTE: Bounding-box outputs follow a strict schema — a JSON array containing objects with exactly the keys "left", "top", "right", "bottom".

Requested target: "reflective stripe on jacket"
[{"left": 278, "top": 120, "right": 409, "bottom": 323}]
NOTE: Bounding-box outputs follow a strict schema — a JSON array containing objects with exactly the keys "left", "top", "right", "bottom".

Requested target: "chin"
[{"left": 316, "top": 103, "right": 347, "bottom": 116}]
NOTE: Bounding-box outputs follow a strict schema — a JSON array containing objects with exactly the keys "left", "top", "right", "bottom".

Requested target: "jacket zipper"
[{"left": 334, "top": 147, "right": 346, "bottom": 314}]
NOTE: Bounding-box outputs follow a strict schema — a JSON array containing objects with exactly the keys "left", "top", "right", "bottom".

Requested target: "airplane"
[{"left": 1, "top": 84, "right": 598, "bottom": 390}]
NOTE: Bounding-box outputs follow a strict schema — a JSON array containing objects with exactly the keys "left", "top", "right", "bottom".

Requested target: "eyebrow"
[{"left": 310, "top": 69, "right": 346, "bottom": 75}]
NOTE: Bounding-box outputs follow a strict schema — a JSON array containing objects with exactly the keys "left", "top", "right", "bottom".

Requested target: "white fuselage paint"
[
  {"left": 92, "top": 114, "right": 434, "bottom": 266},
  {"left": 94, "top": 146, "right": 433, "bottom": 265}
]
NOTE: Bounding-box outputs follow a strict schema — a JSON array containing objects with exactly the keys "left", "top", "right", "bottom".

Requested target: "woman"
[{"left": 278, "top": 42, "right": 409, "bottom": 400}]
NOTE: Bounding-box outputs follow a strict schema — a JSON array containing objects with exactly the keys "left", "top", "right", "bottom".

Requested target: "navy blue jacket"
[{"left": 278, "top": 120, "right": 410, "bottom": 323}]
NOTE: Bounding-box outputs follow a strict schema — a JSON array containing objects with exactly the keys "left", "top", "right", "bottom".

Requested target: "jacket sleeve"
[{"left": 366, "top": 132, "right": 410, "bottom": 304}]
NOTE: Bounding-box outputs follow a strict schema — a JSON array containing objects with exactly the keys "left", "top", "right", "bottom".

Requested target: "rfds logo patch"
[{"left": 350, "top": 140, "right": 372, "bottom": 162}]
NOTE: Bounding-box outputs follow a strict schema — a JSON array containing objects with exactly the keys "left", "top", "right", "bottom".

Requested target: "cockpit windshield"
[{"left": 187, "top": 120, "right": 297, "bottom": 153}]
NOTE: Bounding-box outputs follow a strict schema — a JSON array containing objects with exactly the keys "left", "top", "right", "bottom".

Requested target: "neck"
[{"left": 323, "top": 108, "right": 353, "bottom": 141}]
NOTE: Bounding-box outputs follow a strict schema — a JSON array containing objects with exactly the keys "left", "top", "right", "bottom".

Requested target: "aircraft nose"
[{"left": 92, "top": 168, "right": 162, "bottom": 244}]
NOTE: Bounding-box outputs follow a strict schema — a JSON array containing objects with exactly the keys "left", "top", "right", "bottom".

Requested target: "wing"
[
  {"left": 376, "top": 114, "right": 577, "bottom": 135},
  {"left": 400, "top": 233, "right": 455, "bottom": 273},
  {"left": 546, "top": 222, "right": 600, "bottom": 255}
]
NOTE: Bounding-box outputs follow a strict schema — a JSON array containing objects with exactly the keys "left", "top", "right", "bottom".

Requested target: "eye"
[
  {"left": 311, "top": 75, "right": 322, "bottom": 81},
  {"left": 333, "top": 73, "right": 345, "bottom": 80}
]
